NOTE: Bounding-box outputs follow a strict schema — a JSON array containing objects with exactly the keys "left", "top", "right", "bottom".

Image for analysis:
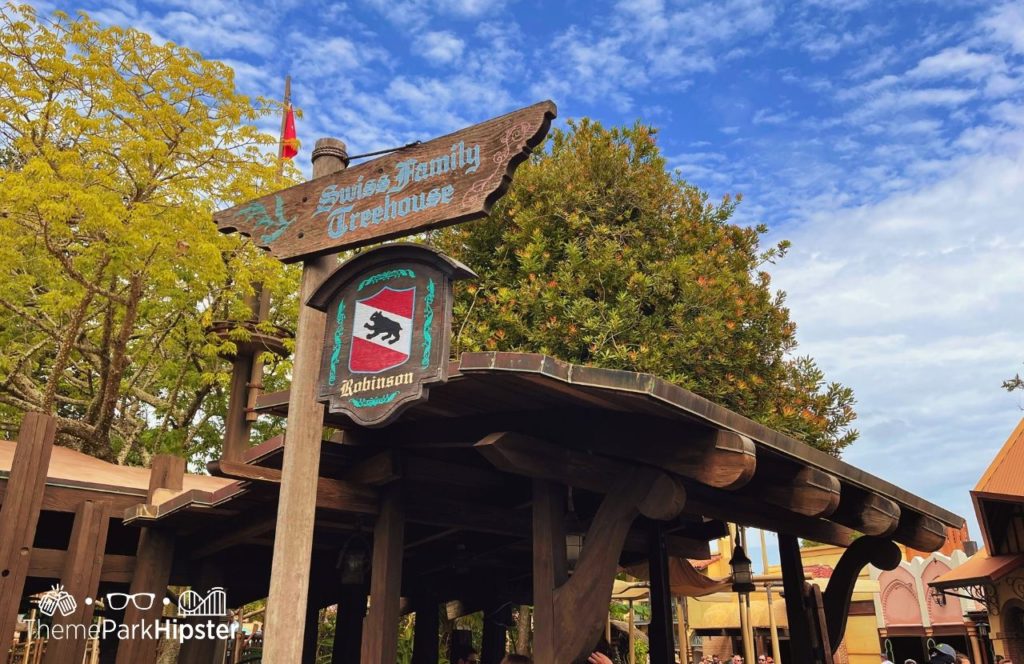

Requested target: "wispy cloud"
[{"left": 414, "top": 30, "right": 465, "bottom": 65}]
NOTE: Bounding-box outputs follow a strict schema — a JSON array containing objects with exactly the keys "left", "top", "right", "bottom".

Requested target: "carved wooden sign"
[
  {"left": 307, "top": 244, "right": 475, "bottom": 427},
  {"left": 215, "top": 100, "right": 557, "bottom": 263}
]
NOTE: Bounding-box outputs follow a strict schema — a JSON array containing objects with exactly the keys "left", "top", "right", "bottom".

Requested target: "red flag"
[{"left": 281, "top": 103, "right": 299, "bottom": 160}]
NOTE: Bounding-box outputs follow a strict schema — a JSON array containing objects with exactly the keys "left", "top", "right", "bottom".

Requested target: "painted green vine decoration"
[
  {"left": 421, "top": 278, "right": 435, "bottom": 368},
  {"left": 357, "top": 269, "right": 415, "bottom": 291},
  {"left": 328, "top": 300, "right": 346, "bottom": 385},
  {"left": 351, "top": 391, "right": 399, "bottom": 408}
]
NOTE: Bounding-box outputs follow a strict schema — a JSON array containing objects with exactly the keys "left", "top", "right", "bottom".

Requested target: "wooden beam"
[
  {"left": 647, "top": 523, "right": 674, "bottom": 664},
  {"left": 745, "top": 463, "right": 842, "bottom": 518},
  {"left": 361, "top": 485, "right": 405, "bottom": 664},
  {"left": 28, "top": 548, "right": 135, "bottom": 584},
  {"left": 892, "top": 511, "right": 947, "bottom": 552},
  {"left": 821, "top": 536, "right": 901, "bottom": 652},
  {"left": 343, "top": 451, "right": 401, "bottom": 486},
  {"left": 0, "top": 413, "right": 56, "bottom": 647},
  {"left": 481, "top": 602, "right": 511, "bottom": 663},
  {"left": 263, "top": 138, "right": 342, "bottom": 664},
  {"left": 148, "top": 454, "right": 185, "bottom": 498},
  {"left": 778, "top": 533, "right": 815, "bottom": 664},
  {"left": 189, "top": 513, "right": 277, "bottom": 560},
  {"left": 114, "top": 527, "right": 175, "bottom": 664},
  {"left": 116, "top": 454, "right": 183, "bottom": 664},
  {"left": 831, "top": 488, "right": 901, "bottom": 537},
  {"left": 406, "top": 495, "right": 530, "bottom": 537},
  {"left": 477, "top": 431, "right": 686, "bottom": 518},
  {"left": 177, "top": 563, "right": 229, "bottom": 664},
  {"left": 333, "top": 582, "right": 368, "bottom": 664},
  {"left": 531, "top": 479, "right": 566, "bottom": 664},
  {"left": 410, "top": 599, "right": 439, "bottom": 664},
  {"left": 209, "top": 459, "right": 379, "bottom": 514},
  {"left": 42, "top": 500, "right": 111, "bottom": 664}
]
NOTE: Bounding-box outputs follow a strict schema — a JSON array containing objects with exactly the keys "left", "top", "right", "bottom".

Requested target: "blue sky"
[{"left": 43, "top": 0, "right": 1024, "bottom": 557}]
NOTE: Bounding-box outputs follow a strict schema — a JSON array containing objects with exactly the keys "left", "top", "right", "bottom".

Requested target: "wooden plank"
[
  {"left": 175, "top": 562, "right": 228, "bottom": 664},
  {"left": 28, "top": 548, "right": 135, "bottom": 583},
  {"left": 361, "top": 485, "right": 405, "bottom": 664},
  {"left": 262, "top": 138, "right": 343, "bottom": 664},
  {"left": 0, "top": 413, "right": 57, "bottom": 647},
  {"left": 333, "top": 582, "right": 368, "bottom": 664},
  {"left": 214, "top": 102, "right": 556, "bottom": 262},
  {"left": 481, "top": 602, "right": 511, "bottom": 664},
  {"left": 42, "top": 500, "right": 111, "bottom": 664},
  {"left": 223, "top": 351, "right": 257, "bottom": 462},
  {"left": 114, "top": 527, "right": 175, "bottom": 664},
  {"left": 189, "top": 513, "right": 277, "bottom": 560},
  {"left": 209, "top": 459, "right": 379, "bottom": 514}
]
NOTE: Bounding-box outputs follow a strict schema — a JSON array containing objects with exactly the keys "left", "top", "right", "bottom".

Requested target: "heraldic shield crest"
[{"left": 308, "top": 244, "right": 475, "bottom": 427}]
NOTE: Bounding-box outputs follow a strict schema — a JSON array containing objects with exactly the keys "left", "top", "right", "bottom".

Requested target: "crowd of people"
[{"left": 880, "top": 642, "right": 1013, "bottom": 664}]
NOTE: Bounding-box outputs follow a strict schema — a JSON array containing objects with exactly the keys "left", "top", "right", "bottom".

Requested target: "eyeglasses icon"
[{"left": 105, "top": 592, "right": 155, "bottom": 611}]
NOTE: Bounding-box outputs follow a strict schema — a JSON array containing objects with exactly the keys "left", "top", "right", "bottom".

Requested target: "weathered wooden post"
[
  {"left": 262, "top": 137, "right": 348, "bottom": 662},
  {"left": 41, "top": 499, "right": 111, "bottom": 664},
  {"left": 213, "top": 101, "right": 556, "bottom": 664},
  {"left": 0, "top": 413, "right": 56, "bottom": 650}
]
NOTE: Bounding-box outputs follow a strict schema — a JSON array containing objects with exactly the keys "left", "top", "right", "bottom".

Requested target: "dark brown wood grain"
[
  {"left": 360, "top": 485, "right": 405, "bottom": 664},
  {"left": 215, "top": 101, "right": 556, "bottom": 262},
  {"left": 0, "top": 413, "right": 56, "bottom": 647},
  {"left": 42, "top": 500, "right": 111, "bottom": 664}
]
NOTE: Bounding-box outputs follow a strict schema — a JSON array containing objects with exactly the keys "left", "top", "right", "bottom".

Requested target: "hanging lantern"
[
  {"left": 338, "top": 533, "right": 370, "bottom": 585},
  {"left": 730, "top": 543, "right": 755, "bottom": 593}
]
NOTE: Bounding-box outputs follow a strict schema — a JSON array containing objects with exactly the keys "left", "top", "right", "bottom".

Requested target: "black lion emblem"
[{"left": 364, "top": 310, "right": 402, "bottom": 345}]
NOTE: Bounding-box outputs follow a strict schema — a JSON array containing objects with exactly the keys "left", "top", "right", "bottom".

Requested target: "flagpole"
[{"left": 277, "top": 75, "right": 292, "bottom": 177}]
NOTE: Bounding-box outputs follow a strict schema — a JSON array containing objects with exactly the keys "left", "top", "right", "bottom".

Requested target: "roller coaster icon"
[{"left": 177, "top": 587, "right": 227, "bottom": 618}]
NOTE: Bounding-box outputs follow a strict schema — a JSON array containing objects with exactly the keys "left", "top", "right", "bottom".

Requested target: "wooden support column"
[
  {"left": 821, "top": 536, "right": 900, "bottom": 652},
  {"left": 176, "top": 563, "right": 229, "bottom": 664},
  {"left": 302, "top": 601, "right": 321, "bottom": 664},
  {"left": 223, "top": 347, "right": 257, "bottom": 462},
  {"left": 361, "top": 485, "right": 405, "bottom": 664},
  {"left": 648, "top": 523, "right": 675, "bottom": 664},
  {"left": 0, "top": 413, "right": 56, "bottom": 647},
  {"left": 778, "top": 533, "right": 816, "bottom": 664},
  {"left": 263, "top": 137, "right": 346, "bottom": 663},
  {"left": 410, "top": 599, "right": 439, "bottom": 664},
  {"left": 42, "top": 500, "right": 111, "bottom": 664},
  {"left": 116, "top": 454, "right": 182, "bottom": 664},
  {"left": 334, "top": 583, "right": 368, "bottom": 664},
  {"left": 531, "top": 479, "right": 567, "bottom": 664},
  {"left": 482, "top": 602, "right": 511, "bottom": 663}
]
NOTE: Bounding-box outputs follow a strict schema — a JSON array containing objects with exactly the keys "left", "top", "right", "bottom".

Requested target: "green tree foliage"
[
  {"left": 0, "top": 4, "right": 298, "bottom": 463},
  {"left": 433, "top": 120, "right": 857, "bottom": 456}
]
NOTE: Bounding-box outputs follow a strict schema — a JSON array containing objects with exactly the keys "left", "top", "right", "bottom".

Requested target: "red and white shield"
[{"left": 349, "top": 286, "right": 415, "bottom": 373}]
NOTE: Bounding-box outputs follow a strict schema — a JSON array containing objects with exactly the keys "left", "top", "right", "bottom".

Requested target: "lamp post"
[{"left": 731, "top": 539, "right": 756, "bottom": 662}]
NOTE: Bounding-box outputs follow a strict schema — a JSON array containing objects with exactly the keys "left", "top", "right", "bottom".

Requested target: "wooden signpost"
[
  {"left": 215, "top": 100, "right": 557, "bottom": 262},
  {"left": 216, "top": 101, "right": 556, "bottom": 663},
  {"left": 308, "top": 243, "right": 475, "bottom": 426}
]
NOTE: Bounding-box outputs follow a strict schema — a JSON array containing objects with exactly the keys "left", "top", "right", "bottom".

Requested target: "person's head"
[
  {"left": 453, "top": 647, "right": 480, "bottom": 664},
  {"left": 767, "top": 658, "right": 774, "bottom": 664},
  {"left": 732, "top": 656, "right": 744, "bottom": 664},
  {"left": 904, "top": 659, "right": 918, "bottom": 664},
  {"left": 501, "top": 655, "right": 532, "bottom": 664},
  {"left": 955, "top": 656, "right": 971, "bottom": 664}
]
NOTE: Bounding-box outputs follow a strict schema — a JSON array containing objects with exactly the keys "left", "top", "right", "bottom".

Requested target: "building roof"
[
  {"left": 929, "top": 547, "right": 1024, "bottom": 589},
  {"left": 974, "top": 417, "right": 1024, "bottom": 500}
]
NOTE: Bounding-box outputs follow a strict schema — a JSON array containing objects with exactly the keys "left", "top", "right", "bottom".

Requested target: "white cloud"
[
  {"left": 414, "top": 30, "right": 465, "bottom": 65},
  {"left": 983, "top": 1, "right": 1024, "bottom": 54},
  {"left": 909, "top": 47, "right": 1004, "bottom": 81}
]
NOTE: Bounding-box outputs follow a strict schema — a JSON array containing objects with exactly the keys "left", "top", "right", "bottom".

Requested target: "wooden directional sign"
[
  {"left": 215, "top": 100, "right": 557, "bottom": 263},
  {"left": 307, "top": 243, "right": 475, "bottom": 427}
]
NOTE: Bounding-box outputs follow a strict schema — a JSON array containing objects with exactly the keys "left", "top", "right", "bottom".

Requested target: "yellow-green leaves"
[{"left": 0, "top": 3, "right": 298, "bottom": 462}]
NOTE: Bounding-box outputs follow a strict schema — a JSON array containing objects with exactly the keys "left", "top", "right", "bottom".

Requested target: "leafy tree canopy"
[
  {"left": 433, "top": 120, "right": 858, "bottom": 456},
  {"left": 0, "top": 3, "right": 298, "bottom": 463}
]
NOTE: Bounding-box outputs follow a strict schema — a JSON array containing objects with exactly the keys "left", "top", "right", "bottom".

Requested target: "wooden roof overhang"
[
  {"left": 118, "top": 351, "right": 962, "bottom": 608},
  {"left": 253, "top": 351, "right": 961, "bottom": 544}
]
